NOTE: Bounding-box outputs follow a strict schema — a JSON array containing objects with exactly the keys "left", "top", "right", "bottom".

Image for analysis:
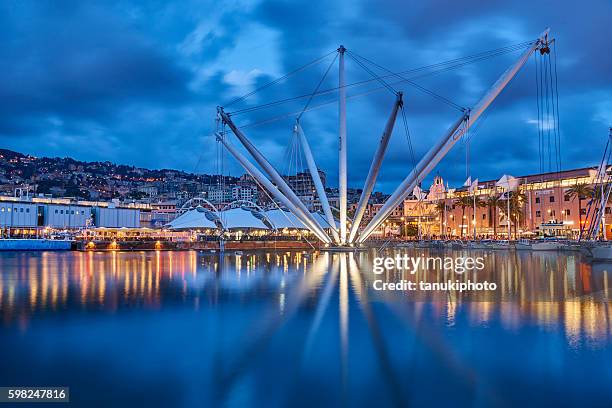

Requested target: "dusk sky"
[{"left": 1, "top": 0, "right": 611, "bottom": 192}]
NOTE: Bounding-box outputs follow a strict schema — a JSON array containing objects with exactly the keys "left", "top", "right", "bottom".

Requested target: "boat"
[
  {"left": 531, "top": 238, "right": 563, "bottom": 251},
  {"left": 581, "top": 242, "right": 612, "bottom": 261},
  {"left": 441, "top": 240, "right": 465, "bottom": 250},
  {"left": 488, "top": 240, "right": 512, "bottom": 250},
  {"left": 559, "top": 241, "right": 581, "bottom": 252},
  {"left": 451, "top": 240, "right": 465, "bottom": 250},
  {"left": 515, "top": 239, "right": 532, "bottom": 250},
  {"left": 465, "top": 240, "right": 487, "bottom": 250},
  {"left": 413, "top": 240, "right": 433, "bottom": 249}
]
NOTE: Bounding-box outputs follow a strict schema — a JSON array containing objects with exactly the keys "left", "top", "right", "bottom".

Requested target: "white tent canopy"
[
  {"left": 166, "top": 208, "right": 217, "bottom": 229},
  {"left": 219, "top": 208, "right": 269, "bottom": 229},
  {"left": 264, "top": 209, "right": 307, "bottom": 229},
  {"left": 166, "top": 206, "right": 340, "bottom": 232},
  {"left": 312, "top": 212, "right": 339, "bottom": 229}
]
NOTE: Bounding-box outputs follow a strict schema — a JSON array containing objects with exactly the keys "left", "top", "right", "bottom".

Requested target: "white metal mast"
[
  {"left": 357, "top": 29, "right": 550, "bottom": 243},
  {"left": 215, "top": 133, "right": 331, "bottom": 243},
  {"left": 356, "top": 113, "right": 466, "bottom": 243},
  {"left": 338, "top": 45, "right": 348, "bottom": 244},
  {"left": 218, "top": 109, "right": 332, "bottom": 243},
  {"left": 348, "top": 93, "right": 402, "bottom": 243},
  {"left": 589, "top": 129, "right": 612, "bottom": 240},
  {"left": 295, "top": 121, "right": 340, "bottom": 243}
]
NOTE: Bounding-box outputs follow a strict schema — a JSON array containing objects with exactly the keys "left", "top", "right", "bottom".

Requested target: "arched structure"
[{"left": 178, "top": 196, "right": 219, "bottom": 214}]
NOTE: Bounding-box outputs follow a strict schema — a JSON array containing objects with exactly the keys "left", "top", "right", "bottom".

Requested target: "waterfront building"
[
  {"left": 400, "top": 166, "right": 609, "bottom": 239},
  {"left": 0, "top": 196, "right": 141, "bottom": 236},
  {"left": 140, "top": 201, "right": 178, "bottom": 228}
]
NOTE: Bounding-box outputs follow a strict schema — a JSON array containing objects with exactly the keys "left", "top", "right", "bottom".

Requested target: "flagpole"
[
  {"left": 442, "top": 200, "right": 445, "bottom": 239},
  {"left": 473, "top": 192, "right": 477, "bottom": 240},
  {"left": 507, "top": 190, "right": 511, "bottom": 240},
  {"left": 418, "top": 202, "right": 421, "bottom": 241},
  {"left": 443, "top": 201, "right": 446, "bottom": 239}
]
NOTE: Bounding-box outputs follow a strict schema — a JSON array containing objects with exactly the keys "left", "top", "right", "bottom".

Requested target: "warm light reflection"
[{"left": 0, "top": 250, "right": 609, "bottom": 350}]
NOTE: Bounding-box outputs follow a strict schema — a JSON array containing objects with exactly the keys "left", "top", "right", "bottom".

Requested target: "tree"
[
  {"left": 455, "top": 196, "right": 472, "bottom": 237},
  {"left": 405, "top": 224, "right": 419, "bottom": 237},
  {"left": 486, "top": 194, "right": 501, "bottom": 237},
  {"left": 497, "top": 191, "right": 526, "bottom": 239},
  {"left": 473, "top": 196, "right": 487, "bottom": 236},
  {"left": 434, "top": 200, "right": 449, "bottom": 238},
  {"left": 509, "top": 191, "right": 526, "bottom": 238},
  {"left": 566, "top": 183, "right": 594, "bottom": 228}
]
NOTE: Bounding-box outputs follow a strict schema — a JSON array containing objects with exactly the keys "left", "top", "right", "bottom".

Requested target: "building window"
[
  {"left": 26, "top": 208, "right": 29, "bottom": 213},
  {"left": 606, "top": 207, "right": 611, "bottom": 215},
  {"left": 536, "top": 210, "right": 541, "bottom": 217},
  {"left": 549, "top": 196, "right": 555, "bottom": 203},
  {"left": 580, "top": 208, "right": 586, "bottom": 215},
  {"left": 20, "top": 208, "right": 24, "bottom": 212},
  {"left": 565, "top": 209, "right": 571, "bottom": 216},
  {"left": 564, "top": 195, "right": 570, "bottom": 201},
  {"left": 55, "top": 209, "right": 58, "bottom": 214},
  {"left": 535, "top": 197, "right": 540, "bottom": 204},
  {"left": 60, "top": 210, "right": 63, "bottom": 214},
  {"left": 482, "top": 214, "right": 486, "bottom": 219},
  {"left": 551, "top": 210, "right": 556, "bottom": 217}
]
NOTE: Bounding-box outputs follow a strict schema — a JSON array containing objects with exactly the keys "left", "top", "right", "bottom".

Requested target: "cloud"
[{"left": 0, "top": 0, "right": 610, "bottom": 193}]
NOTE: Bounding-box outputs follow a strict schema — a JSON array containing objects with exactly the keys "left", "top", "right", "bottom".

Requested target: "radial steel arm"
[
  {"left": 218, "top": 109, "right": 332, "bottom": 243},
  {"left": 348, "top": 93, "right": 402, "bottom": 243},
  {"left": 357, "top": 29, "right": 550, "bottom": 243},
  {"left": 215, "top": 133, "right": 331, "bottom": 243},
  {"left": 296, "top": 121, "right": 340, "bottom": 243}
]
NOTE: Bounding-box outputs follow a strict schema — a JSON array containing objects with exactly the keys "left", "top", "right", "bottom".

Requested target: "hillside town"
[{"left": 0, "top": 148, "right": 609, "bottom": 245}]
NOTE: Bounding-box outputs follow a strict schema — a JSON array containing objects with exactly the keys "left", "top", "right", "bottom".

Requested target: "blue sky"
[{"left": 1, "top": 0, "right": 611, "bottom": 191}]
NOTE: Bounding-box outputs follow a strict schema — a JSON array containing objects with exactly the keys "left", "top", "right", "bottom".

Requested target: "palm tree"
[
  {"left": 486, "top": 194, "right": 501, "bottom": 237},
  {"left": 509, "top": 191, "right": 526, "bottom": 238},
  {"left": 455, "top": 196, "right": 472, "bottom": 237},
  {"left": 566, "top": 183, "right": 594, "bottom": 227},
  {"left": 434, "top": 200, "right": 448, "bottom": 238},
  {"left": 473, "top": 196, "right": 487, "bottom": 236},
  {"left": 497, "top": 191, "right": 526, "bottom": 239}
]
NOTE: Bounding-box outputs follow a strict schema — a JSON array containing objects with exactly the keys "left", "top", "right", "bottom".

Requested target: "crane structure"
[{"left": 217, "top": 29, "right": 553, "bottom": 246}]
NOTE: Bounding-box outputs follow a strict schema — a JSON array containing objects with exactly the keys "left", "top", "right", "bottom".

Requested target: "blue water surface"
[{"left": 0, "top": 249, "right": 610, "bottom": 407}]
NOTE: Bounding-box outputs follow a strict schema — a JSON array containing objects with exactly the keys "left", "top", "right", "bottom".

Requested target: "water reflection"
[
  {"left": 1, "top": 250, "right": 611, "bottom": 343},
  {"left": 0, "top": 249, "right": 611, "bottom": 406}
]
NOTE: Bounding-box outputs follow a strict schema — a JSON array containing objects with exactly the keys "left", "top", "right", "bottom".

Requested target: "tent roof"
[
  {"left": 167, "top": 207, "right": 339, "bottom": 232},
  {"left": 264, "top": 209, "right": 307, "bottom": 229},
  {"left": 166, "top": 209, "right": 217, "bottom": 229},
  {"left": 312, "top": 212, "right": 340, "bottom": 229},
  {"left": 219, "top": 208, "right": 270, "bottom": 229}
]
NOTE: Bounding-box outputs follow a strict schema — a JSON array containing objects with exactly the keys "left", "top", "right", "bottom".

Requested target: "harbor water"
[{"left": 0, "top": 249, "right": 611, "bottom": 407}]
